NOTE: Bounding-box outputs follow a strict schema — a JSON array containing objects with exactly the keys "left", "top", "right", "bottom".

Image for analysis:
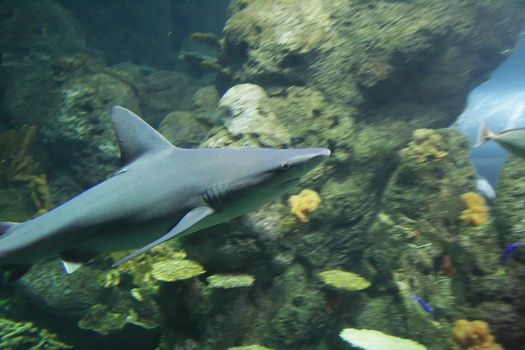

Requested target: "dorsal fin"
[{"left": 111, "top": 106, "right": 175, "bottom": 165}]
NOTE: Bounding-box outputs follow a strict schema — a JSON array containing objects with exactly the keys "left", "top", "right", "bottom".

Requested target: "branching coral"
[
  {"left": 318, "top": 269, "right": 371, "bottom": 291},
  {"left": 0, "top": 126, "right": 53, "bottom": 215},
  {"left": 0, "top": 317, "right": 71, "bottom": 349},
  {"left": 459, "top": 192, "right": 489, "bottom": 226},
  {"left": 452, "top": 319, "right": 503, "bottom": 350},
  {"left": 288, "top": 189, "right": 321, "bottom": 222}
]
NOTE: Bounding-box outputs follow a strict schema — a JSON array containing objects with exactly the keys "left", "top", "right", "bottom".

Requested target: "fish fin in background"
[
  {"left": 112, "top": 205, "right": 215, "bottom": 267},
  {"left": 0, "top": 265, "right": 31, "bottom": 284},
  {"left": 475, "top": 121, "right": 496, "bottom": 147},
  {"left": 0, "top": 222, "right": 19, "bottom": 237},
  {"left": 61, "top": 261, "right": 83, "bottom": 274},
  {"left": 110, "top": 106, "right": 176, "bottom": 166}
]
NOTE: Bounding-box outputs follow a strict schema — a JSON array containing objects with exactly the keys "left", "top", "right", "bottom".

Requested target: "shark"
[{"left": 0, "top": 106, "right": 330, "bottom": 282}]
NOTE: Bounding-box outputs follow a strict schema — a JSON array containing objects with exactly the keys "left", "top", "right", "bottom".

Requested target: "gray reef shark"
[{"left": 0, "top": 106, "right": 330, "bottom": 282}]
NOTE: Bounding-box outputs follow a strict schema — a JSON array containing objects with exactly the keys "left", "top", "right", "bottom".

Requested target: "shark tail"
[{"left": 475, "top": 121, "right": 496, "bottom": 147}]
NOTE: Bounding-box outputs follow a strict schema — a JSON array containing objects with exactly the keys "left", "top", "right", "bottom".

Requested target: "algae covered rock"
[
  {"left": 223, "top": 0, "right": 524, "bottom": 121},
  {"left": 159, "top": 111, "right": 211, "bottom": 148},
  {"left": 494, "top": 156, "right": 525, "bottom": 245},
  {"left": 206, "top": 84, "right": 291, "bottom": 148}
]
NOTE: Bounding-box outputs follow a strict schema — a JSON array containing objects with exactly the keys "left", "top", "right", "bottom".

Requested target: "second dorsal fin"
[{"left": 111, "top": 106, "right": 175, "bottom": 165}]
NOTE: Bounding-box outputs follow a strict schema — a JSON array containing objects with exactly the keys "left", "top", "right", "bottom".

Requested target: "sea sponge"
[
  {"left": 288, "top": 189, "right": 321, "bottom": 222},
  {"left": 459, "top": 192, "right": 489, "bottom": 226},
  {"left": 452, "top": 319, "right": 503, "bottom": 350},
  {"left": 318, "top": 269, "right": 371, "bottom": 291},
  {"left": 206, "top": 274, "right": 255, "bottom": 289},
  {"left": 151, "top": 259, "right": 205, "bottom": 282}
]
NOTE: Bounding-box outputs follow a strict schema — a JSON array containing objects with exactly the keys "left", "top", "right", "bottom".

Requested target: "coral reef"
[
  {"left": 2, "top": 0, "right": 525, "bottom": 349},
  {"left": 452, "top": 320, "right": 503, "bottom": 350},
  {"left": 318, "top": 269, "right": 371, "bottom": 292},
  {"left": 288, "top": 189, "right": 322, "bottom": 223},
  {"left": 459, "top": 192, "right": 490, "bottom": 226}
]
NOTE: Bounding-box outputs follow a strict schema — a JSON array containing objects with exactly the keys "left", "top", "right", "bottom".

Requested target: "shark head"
[{"left": 200, "top": 147, "right": 331, "bottom": 213}]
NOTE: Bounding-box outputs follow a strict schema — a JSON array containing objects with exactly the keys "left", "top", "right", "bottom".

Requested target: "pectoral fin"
[{"left": 112, "top": 206, "right": 215, "bottom": 267}]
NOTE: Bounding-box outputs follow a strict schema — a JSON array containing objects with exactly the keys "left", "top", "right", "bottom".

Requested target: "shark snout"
[
  {"left": 311, "top": 148, "right": 331, "bottom": 159},
  {"left": 290, "top": 148, "right": 331, "bottom": 166}
]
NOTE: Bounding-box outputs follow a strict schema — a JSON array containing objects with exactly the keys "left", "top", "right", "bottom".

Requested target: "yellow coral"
[
  {"left": 318, "top": 269, "right": 371, "bottom": 291},
  {"left": 459, "top": 192, "right": 489, "bottom": 226},
  {"left": 288, "top": 189, "right": 321, "bottom": 222},
  {"left": 151, "top": 259, "right": 205, "bottom": 282},
  {"left": 452, "top": 319, "right": 503, "bottom": 350}
]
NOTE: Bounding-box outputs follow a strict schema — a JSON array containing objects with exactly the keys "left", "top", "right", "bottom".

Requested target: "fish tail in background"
[{"left": 475, "top": 121, "right": 495, "bottom": 147}]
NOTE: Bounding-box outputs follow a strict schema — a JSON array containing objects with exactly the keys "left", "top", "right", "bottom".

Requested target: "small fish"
[
  {"left": 476, "top": 121, "right": 525, "bottom": 159},
  {"left": 413, "top": 295, "right": 434, "bottom": 314},
  {"left": 476, "top": 177, "right": 496, "bottom": 200},
  {"left": 501, "top": 243, "right": 521, "bottom": 262}
]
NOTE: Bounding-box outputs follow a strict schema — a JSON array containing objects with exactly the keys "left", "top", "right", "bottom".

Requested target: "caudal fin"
[{"left": 475, "top": 121, "right": 495, "bottom": 147}]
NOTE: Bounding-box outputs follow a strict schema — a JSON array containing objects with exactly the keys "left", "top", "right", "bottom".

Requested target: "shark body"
[{"left": 0, "top": 107, "right": 330, "bottom": 280}]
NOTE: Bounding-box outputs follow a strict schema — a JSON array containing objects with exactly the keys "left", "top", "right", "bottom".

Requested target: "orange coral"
[
  {"left": 288, "top": 189, "right": 321, "bottom": 223},
  {"left": 452, "top": 319, "right": 503, "bottom": 350},
  {"left": 459, "top": 192, "right": 489, "bottom": 226}
]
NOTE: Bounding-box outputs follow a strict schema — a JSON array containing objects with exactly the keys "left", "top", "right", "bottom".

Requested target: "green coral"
[
  {"left": 151, "top": 259, "right": 205, "bottom": 282},
  {"left": 206, "top": 274, "right": 255, "bottom": 289},
  {"left": 318, "top": 269, "right": 371, "bottom": 291},
  {"left": 0, "top": 317, "right": 71, "bottom": 350}
]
